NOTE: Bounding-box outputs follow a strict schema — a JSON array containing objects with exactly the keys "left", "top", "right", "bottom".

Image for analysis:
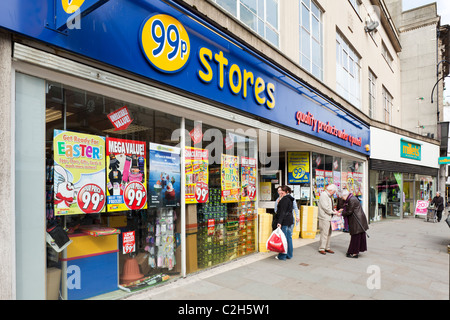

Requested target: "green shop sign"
[{"left": 400, "top": 139, "right": 421, "bottom": 161}]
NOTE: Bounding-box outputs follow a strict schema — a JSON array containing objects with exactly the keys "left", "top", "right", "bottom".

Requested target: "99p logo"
[
  {"left": 61, "top": 0, "right": 86, "bottom": 13},
  {"left": 140, "top": 14, "right": 191, "bottom": 73}
]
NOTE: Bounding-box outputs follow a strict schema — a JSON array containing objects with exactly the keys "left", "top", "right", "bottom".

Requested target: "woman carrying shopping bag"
[
  {"left": 341, "top": 189, "right": 369, "bottom": 258},
  {"left": 273, "top": 185, "right": 294, "bottom": 260}
]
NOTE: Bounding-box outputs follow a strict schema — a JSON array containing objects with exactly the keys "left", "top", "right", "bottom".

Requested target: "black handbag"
[{"left": 445, "top": 215, "right": 450, "bottom": 228}]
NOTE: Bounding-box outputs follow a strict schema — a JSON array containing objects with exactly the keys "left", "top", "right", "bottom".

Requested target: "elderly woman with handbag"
[{"left": 341, "top": 189, "right": 369, "bottom": 258}]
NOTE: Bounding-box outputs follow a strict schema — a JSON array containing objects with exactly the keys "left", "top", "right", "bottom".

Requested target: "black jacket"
[
  {"left": 274, "top": 194, "right": 294, "bottom": 227},
  {"left": 342, "top": 195, "right": 369, "bottom": 235},
  {"left": 431, "top": 196, "right": 444, "bottom": 211}
]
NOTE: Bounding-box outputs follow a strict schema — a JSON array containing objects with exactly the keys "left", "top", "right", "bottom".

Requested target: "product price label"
[
  {"left": 124, "top": 181, "right": 147, "bottom": 210},
  {"left": 77, "top": 183, "right": 106, "bottom": 214},
  {"left": 123, "top": 231, "right": 136, "bottom": 254},
  {"left": 195, "top": 181, "right": 209, "bottom": 203},
  {"left": 247, "top": 184, "right": 256, "bottom": 200}
]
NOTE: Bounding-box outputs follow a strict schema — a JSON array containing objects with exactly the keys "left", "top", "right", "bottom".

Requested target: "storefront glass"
[
  {"left": 369, "top": 171, "right": 436, "bottom": 222},
  {"left": 45, "top": 82, "right": 183, "bottom": 299},
  {"left": 312, "top": 152, "right": 363, "bottom": 204},
  {"left": 184, "top": 120, "right": 258, "bottom": 272}
]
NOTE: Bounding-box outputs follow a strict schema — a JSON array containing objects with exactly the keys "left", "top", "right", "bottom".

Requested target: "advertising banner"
[
  {"left": 221, "top": 154, "right": 240, "bottom": 203},
  {"left": 53, "top": 129, "right": 106, "bottom": 216},
  {"left": 106, "top": 137, "right": 147, "bottom": 211},
  {"left": 415, "top": 200, "right": 429, "bottom": 216},
  {"left": 148, "top": 143, "right": 181, "bottom": 207},
  {"left": 185, "top": 147, "right": 209, "bottom": 204},
  {"left": 240, "top": 157, "right": 257, "bottom": 201},
  {"left": 287, "top": 152, "right": 310, "bottom": 184}
]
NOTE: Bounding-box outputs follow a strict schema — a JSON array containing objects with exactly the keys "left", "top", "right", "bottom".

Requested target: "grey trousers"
[{"left": 318, "top": 219, "right": 332, "bottom": 251}]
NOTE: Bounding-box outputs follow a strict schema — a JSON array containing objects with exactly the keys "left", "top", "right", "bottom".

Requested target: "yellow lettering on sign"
[{"left": 197, "top": 48, "right": 276, "bottom": 110}]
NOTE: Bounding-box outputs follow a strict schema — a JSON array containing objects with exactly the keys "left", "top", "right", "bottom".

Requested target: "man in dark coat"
[{"left": 431, "top": 191, "right": 444, "bottom": 222}]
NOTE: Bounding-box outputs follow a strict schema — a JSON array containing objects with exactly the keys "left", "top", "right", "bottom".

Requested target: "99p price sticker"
[
  {"left": 77, "top": 183, "right": 106, "bottom": 214},
  {"left": 195, "top": 181, "right": 209, "bottom": 203},
  {"left": 247, "top": 184, "right": 256, "bottom": 200},
  {"left": 124, "top": 182, "right": 147, "bottom": 210}
]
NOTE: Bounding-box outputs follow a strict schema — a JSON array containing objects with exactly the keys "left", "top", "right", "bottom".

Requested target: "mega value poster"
[
  {"left": 221, "top": 154, "right": 240, "bottom": 203},
  {"left": 240, "top": 157, "right": 257, "bottom": 201},
  {"left": 185, "top": 147, "right": 209, "bottom": 204},
  {"left": 106, "top": 137, "right": 147, "bottom": 211},
  {"left": 149, "top": 143, "right": 181, "bottom": 207},
  {"left": 53, "top": 130, "right": 106, "bottom": 216},
  {"left": 287, "top": 152, "right": 310, "bottom": 184}
]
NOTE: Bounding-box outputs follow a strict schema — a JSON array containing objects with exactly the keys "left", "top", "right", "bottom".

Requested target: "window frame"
[
  {"left": 336, "top": 31, "right": 361, "bottom": 109},
  {"left": 213, "top": 0, "right": 280, "bottom": 47},
  {"left": 382, "top": 86, "right": 393, "bottom": 124},
  {"left": 299, "top": 0, "right": 324, "bottom": 80},
  {"left": 368, "top": 69, "right": 377, "bottom": 118}
]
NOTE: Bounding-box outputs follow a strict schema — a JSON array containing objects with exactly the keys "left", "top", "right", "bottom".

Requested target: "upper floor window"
[
  {"left": 349, "top": 0, "right": 360, "bottom": 14},
  {"left": 382, "top": 86, "right": 393, "bottom": 124},
  {"left": 382, "top": 42, "right": 394, "bottom": 69},
  {"left": 214, "top": 0, "right": 279, "bottom": 47},
  {"left": 299, "top": 0, "right": 323, "bottom": 80},
  {"left": 368, "top": 69, "right": 377, "bottom": 118},
  {"left": 336, "top": 31, "right": 361, "bottom": 109}
]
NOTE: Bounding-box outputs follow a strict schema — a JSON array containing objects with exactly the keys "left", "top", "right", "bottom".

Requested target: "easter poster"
[
  {"left": 106, "top": 137, "right": 147, "bottom": 211},
  {"left": 53, "top": 130, "right": 106, "bottom": 216},
  {"left": 148, "top": 143, "right": 181, "bottom": 207}
]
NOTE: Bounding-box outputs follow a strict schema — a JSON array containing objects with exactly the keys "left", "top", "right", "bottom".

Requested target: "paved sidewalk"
[{"left": 124, "top": 217, "right": 450, "bottom": 300}]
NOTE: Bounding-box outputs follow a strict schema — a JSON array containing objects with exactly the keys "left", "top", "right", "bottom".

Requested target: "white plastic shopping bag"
[{"left": 266, "top": 227, "right": 287, "bottom": 254}]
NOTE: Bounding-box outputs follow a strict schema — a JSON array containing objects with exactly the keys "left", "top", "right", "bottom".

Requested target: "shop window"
[
  {"left": 311, "top": 153, "right": 363, "bottom": 209},
  {"left": 184, "top": 120, "right": 258, "bottom": 271},
  {"left": 369, "top": 171, "right": 402, "bottom": 222},
  {"left": 45, "top": 82, "right": 182, "bottom": 299}
]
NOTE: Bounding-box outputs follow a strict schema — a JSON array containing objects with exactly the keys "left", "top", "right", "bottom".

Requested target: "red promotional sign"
[
  {"left": 76, "top": 183, "right": 106, "bottom": 214},
  {"left": 107, "top": 106, "right": 133, "bottom": 131},
  {"left": 195, "top": 181, "right": 209, "bottom": 203},
  {"left": 123, "top": 181, "right": 147, "bottom": 210},
  {"left": 122, "top": 231, "right": 136, "bottom": 254},
  {"left": 224, "top": 133, "right": 234, "bottom": 150},
  {"left": 189, "top": 124, "right": 203, "bottom": 144}
]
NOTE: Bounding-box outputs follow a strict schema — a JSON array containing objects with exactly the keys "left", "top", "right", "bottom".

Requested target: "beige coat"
[{"left": 318, "top": 191, "right": 334, "bottom": 222}]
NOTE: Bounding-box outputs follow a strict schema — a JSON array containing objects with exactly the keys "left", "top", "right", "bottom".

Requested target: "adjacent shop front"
[
  {"left": 369, "top": 126, "right": 440, "bottom": 222},
  {"left": 2, "top": 0, "right": 370, "bottom": 299}
]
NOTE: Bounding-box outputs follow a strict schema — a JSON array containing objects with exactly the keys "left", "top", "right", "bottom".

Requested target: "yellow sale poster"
[
  {"left": 53, "top": 130, "right": 106, "bottom": 216},
  {"left": 221, "top": 154, "right": 240, "bottom": 203}
]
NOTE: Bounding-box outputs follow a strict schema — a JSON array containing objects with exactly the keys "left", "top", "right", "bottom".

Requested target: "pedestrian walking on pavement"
[
  {"left": 431, "top": 191, "right": 444, "bottom": 222},
  {"left": 274, "top": 185, "right": 294, "bottom": 261},
  {"left": 341, "top": 189, "right": 369, "bottom": 258},
  {"left": 318, "top": 184, "right": 339, "bottom": 255},
  {"left": 274, "top": 186, "right": 300, "bottom": 232}
]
